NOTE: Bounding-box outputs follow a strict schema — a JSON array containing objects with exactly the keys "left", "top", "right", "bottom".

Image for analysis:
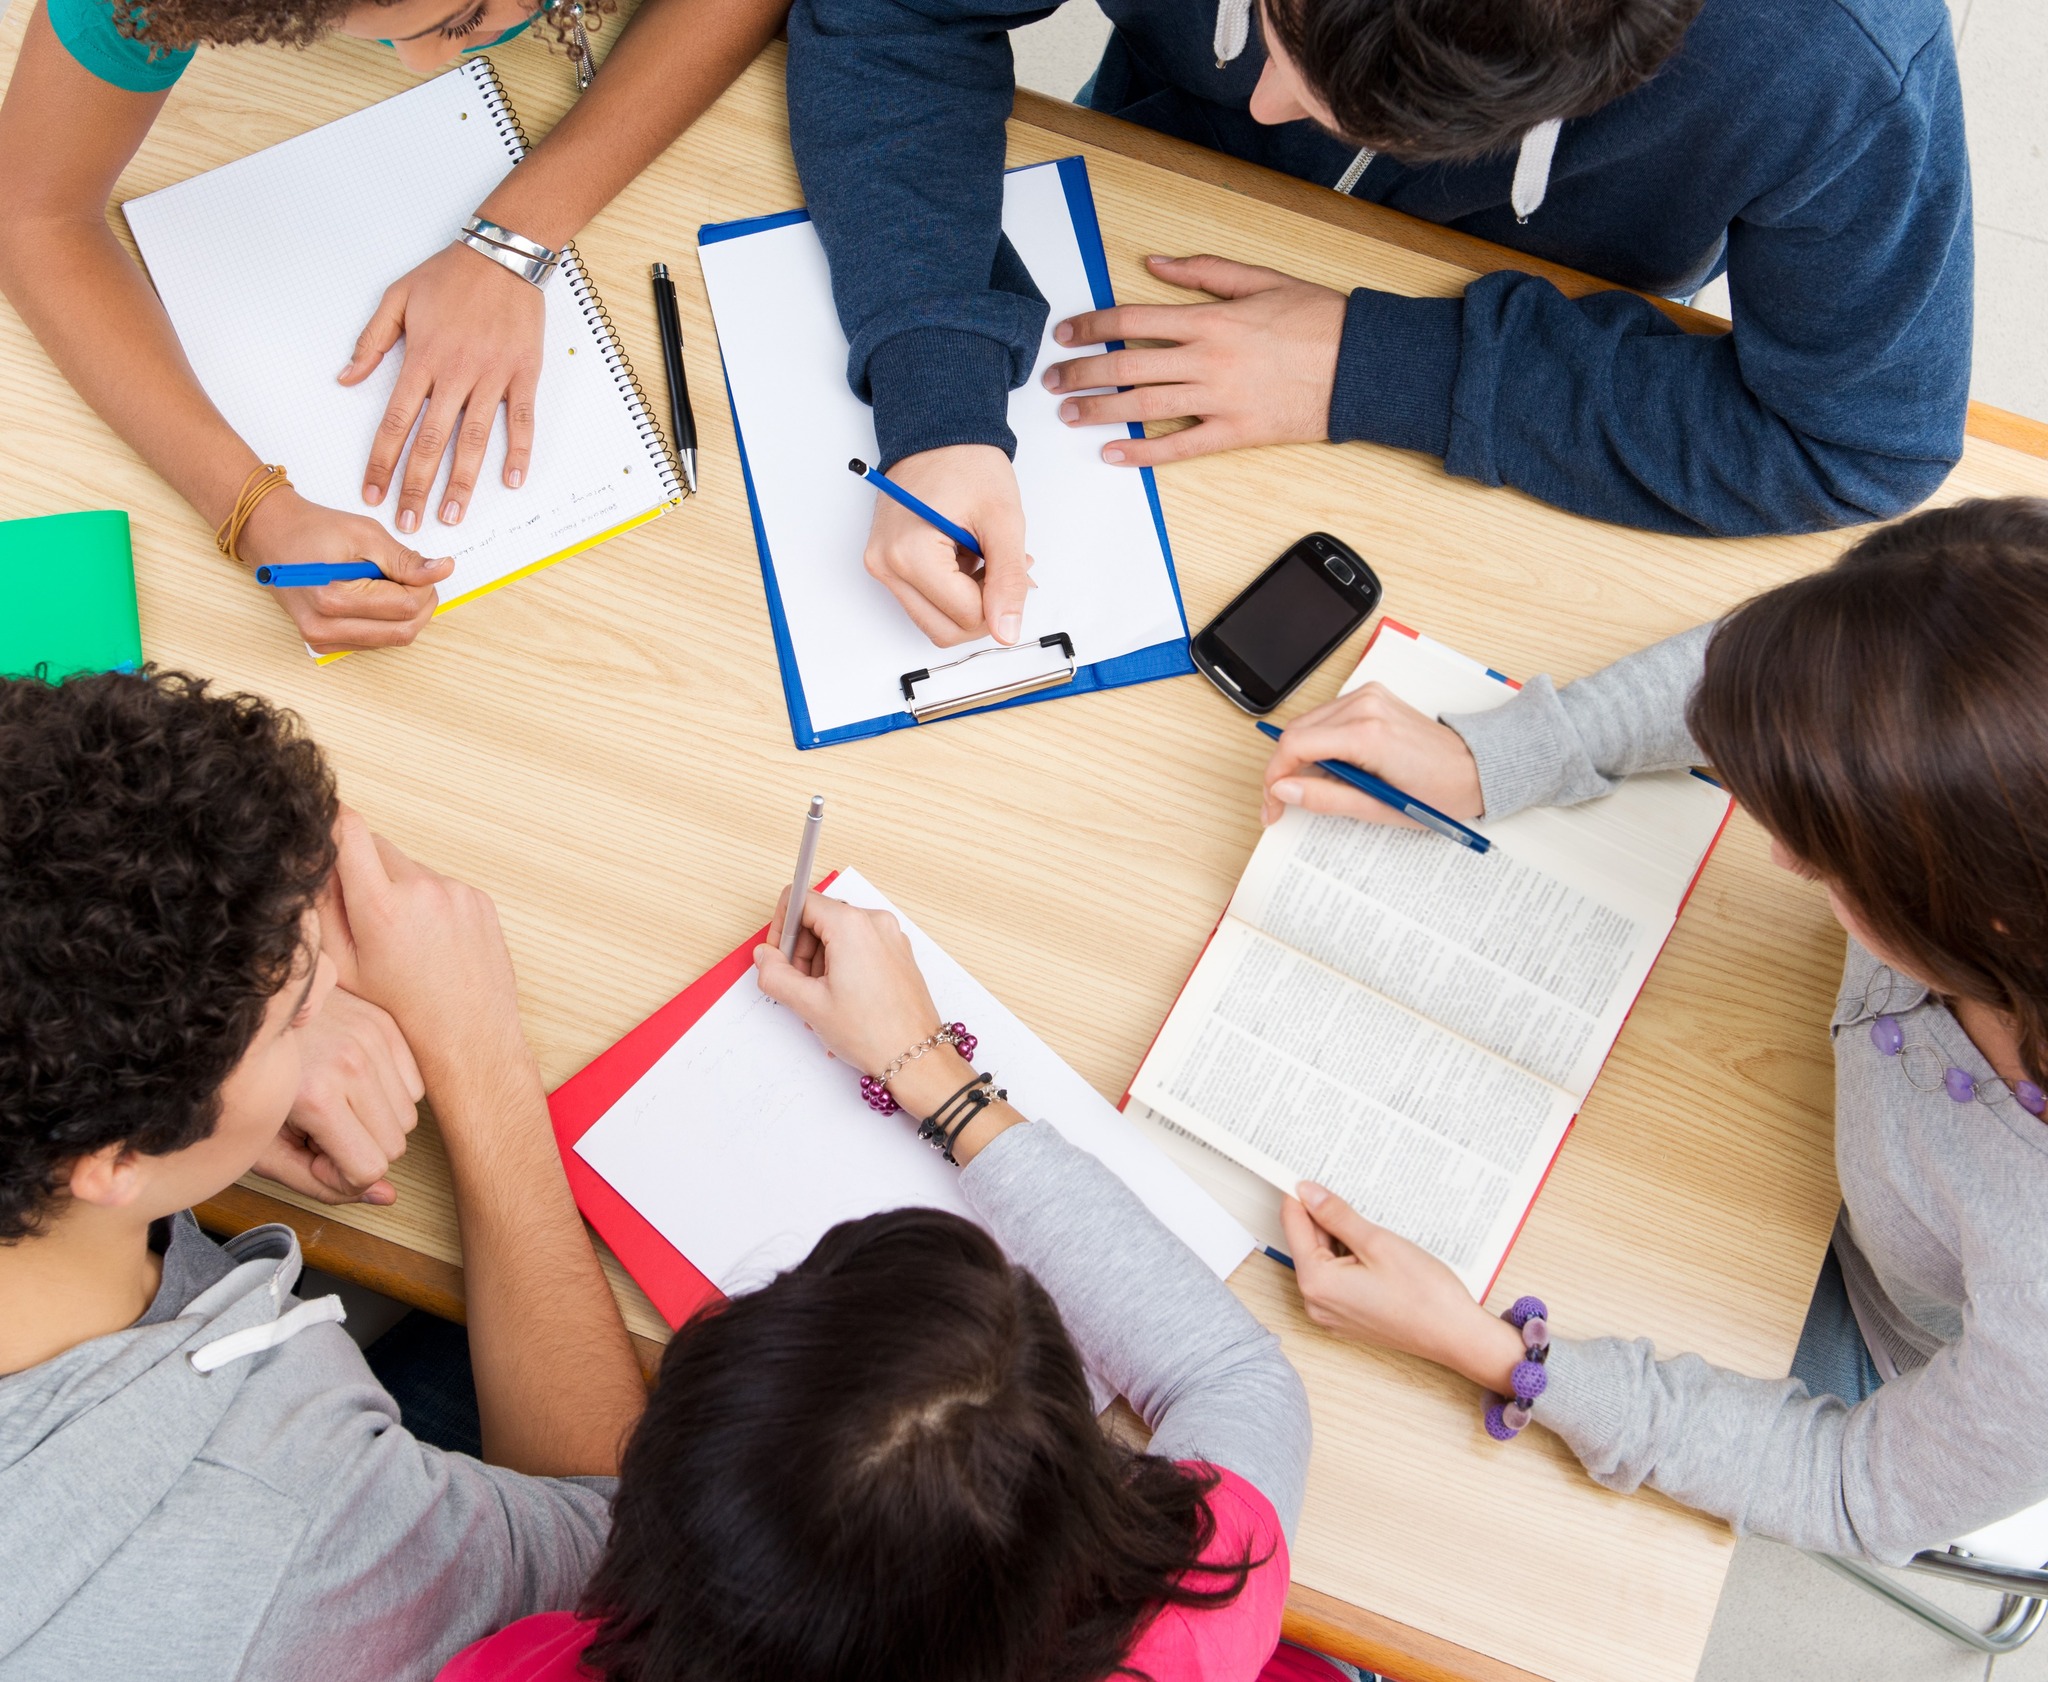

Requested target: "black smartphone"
[{"left": 1190, "top": 532, "right": 1383, "bottom": 714}]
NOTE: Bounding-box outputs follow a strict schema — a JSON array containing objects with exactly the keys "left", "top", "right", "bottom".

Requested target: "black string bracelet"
[{"left": 917, "top": 1072, "right": 1006, "bottom": 1165}]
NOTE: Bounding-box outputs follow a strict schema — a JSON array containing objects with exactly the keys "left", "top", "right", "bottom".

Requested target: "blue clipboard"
[{"left": 699, "top": 155, "right": 1195, "bottom": 751}]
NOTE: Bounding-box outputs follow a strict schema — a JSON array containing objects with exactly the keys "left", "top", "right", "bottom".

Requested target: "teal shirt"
[{"left": 44, "top": 0, "right": 532, "bottom": 93}]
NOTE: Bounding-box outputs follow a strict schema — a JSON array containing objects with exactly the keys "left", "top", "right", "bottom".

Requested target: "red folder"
[{"left": 547, "top": 872, "right": 840, "bottom": 1328}]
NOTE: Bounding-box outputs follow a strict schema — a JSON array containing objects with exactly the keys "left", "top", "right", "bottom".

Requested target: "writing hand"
[
  {"left": 237, "top": 487, "right": 452, "bottom": 653},
  {"left": 1259, "top": 681, "right": 1483, "bottom": 827},
  {"left": 251, "top": 987, "right": 423, "bottom": 1205},
  {"left": 1282, "top": 1184, "right": 1523, "bottom": 1393},
  {"left": 342, "top": 241, "right": 545, "bottom": 534},
  {"left": 863, "top": 444, "right": 1034, "bottom": 648},
  {"left": 1043, "top": 254, "right": 1346, "bottom": 467}
]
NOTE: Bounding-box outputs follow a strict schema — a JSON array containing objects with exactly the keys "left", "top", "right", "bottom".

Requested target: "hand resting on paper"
[
  {"left": 1042, "top": 255, "right": 1346, "bottom": 467},
  {"left": 1282, "top": 1182, "right": 1523, "bottom": 1394},
  {"left": 754, "top": 886, "right": 1023, "bottom": 1163},
  {"left": 864, "top": 444, "right": 1036, "bottom": 649},
  {"left": 1259, "top": 681, "right": 1484, "bottom": 828},
  {"left": 341, "top": 240, "right": 547, "bottom": 535},
  {"left": 252, "top": 987, "right": 423, "bottom": 1206}
]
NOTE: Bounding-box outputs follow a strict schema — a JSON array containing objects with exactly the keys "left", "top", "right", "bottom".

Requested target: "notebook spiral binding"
[{"left": 464, "top": 60, "right": 689, "bottom": 506}]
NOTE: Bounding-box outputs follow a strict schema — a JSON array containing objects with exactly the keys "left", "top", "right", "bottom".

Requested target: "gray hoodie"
[{"left": 0, "top": 1215, "right": 611, "bottom": 1681}]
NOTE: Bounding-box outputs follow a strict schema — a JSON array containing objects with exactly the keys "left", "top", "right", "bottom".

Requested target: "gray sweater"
[
  {"left": 1444, "top": 628, "right": 2048, "bottom": 1563},
  {"left": 963, "top": 1121, "right": 1312, "bottom": 1538},
  {"left": 0, "top": 1216, "right": 612, "bottom": 1682}
]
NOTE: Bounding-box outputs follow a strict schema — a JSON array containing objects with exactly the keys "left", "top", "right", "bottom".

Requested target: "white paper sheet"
[
  {"left": 696, "top": 161, "right": 1187, "bottom": 735},
  {"left": 572, "top": 869, "right": 1251, "bottom": 1298},
  {"left": 122, "top": 63, "right": 674, "bottom": 626}
]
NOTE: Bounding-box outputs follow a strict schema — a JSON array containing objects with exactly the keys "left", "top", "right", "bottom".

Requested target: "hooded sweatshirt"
[
  {"left": 784, "top": 0, "right": 1970, "bottom": 538},
  {"left": 0, "top": 1215, "right": 612, "bottom": 1682}
]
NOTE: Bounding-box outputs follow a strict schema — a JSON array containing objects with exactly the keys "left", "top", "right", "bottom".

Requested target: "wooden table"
[{"left": 5, "top": 4, "right": 2047, "bottom": 1675}]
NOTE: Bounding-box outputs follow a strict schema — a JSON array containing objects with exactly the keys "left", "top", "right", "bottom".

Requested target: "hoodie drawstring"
[
  {"left": 189, "top": 1295, "right": 346, "bottom": 1374},
  {"left": 1212, "top": 0, "right": 1251, "bottom": 67}
]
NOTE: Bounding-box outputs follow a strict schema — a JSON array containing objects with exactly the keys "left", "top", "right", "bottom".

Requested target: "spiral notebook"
[{"left": 123, "top": 61, "right": 682, "bottom": 658}]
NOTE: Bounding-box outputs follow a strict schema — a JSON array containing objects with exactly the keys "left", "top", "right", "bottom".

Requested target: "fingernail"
[
  {"left": 1103, "top": 446, "right": 1125, "bottom": 464},
  {"left": 506, "top": 468, "right": 523, "bottom": 489},
  {"left": 1059, "top": 400, "right": 1079, "bottom": 423},
  {"left": 996, "top": 611, "right": 1022, "bottom": 644},
  {"left": 1298, "top": 1180, "right": 1328, "bottom": 1208},
  {"left": 337, "top": 363, "right": 354, "bottom": 381},
  {"left": 440, "top": 499, "right": 461, "bottom": 524},
  {"left": 363, "top": 484, "right": 383, "bottom": 506},
  {"left": 1041, "top": 367, "right": 1058, "bottom": 390},
  {"left": 1147, "top": 254, "right": 1170, "bottom": 266},
  {"left": 397, "top": 508, "right": 418, "bottom": 533},
  {"left": 1275, "top": 780, "right": 1302, "bottom": 804},
  {"left": 1055, "top": 321, "right": 1073, "bottom": 344}
]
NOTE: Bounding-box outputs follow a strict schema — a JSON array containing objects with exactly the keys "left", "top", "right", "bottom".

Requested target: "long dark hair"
[
  {"left": 578, "top": 1209, "right": 1258, "bottom": 1682},
  {"left": 1689, "top": 498, "right": 2048, "bottom": 1084}
]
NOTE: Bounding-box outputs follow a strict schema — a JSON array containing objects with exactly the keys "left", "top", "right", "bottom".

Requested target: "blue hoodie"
[{"left": 785, "top": 0, "right": 1972, "bottom": 537}]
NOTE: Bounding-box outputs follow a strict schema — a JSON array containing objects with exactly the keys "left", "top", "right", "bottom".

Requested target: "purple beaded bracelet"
[{"left": 1483, "top": 1296, "right": 1551, "bottom": 1442}]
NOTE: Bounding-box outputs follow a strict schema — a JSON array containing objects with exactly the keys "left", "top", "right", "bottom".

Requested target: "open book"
[{"left": 1126, "top": 621, "right": 1732, "bottom": 1296}]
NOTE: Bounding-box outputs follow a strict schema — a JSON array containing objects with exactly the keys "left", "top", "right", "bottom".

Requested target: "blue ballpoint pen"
[
  {"left": 848, "top": 458, "right": 983, "bottom": 559},
  {"left": 254, "top": 561, "right": 385, "bottom": 588},
  {"left": 1255, "top": 720, "right": 1491, "bottom": 854}
]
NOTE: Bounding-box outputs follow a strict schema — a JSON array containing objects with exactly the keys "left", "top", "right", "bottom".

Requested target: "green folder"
[{"left": 0, "top": 511, "right": 144, "bottom": 679}]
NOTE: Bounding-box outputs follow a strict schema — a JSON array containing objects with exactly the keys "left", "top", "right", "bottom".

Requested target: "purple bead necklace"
[{"left": 1868, "top": 1015, "right": 2046, "bottom": 1117}]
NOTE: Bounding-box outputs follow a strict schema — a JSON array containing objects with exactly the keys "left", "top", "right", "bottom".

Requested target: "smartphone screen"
[{"left": 1192, "top": 535, "right": 1381, "bottom": 714}]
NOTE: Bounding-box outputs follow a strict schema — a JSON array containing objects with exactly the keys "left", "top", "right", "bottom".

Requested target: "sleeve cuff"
[
  {"left": 865, "top": 328, "right": 1018, "bottom": 468},
  {"left": 1443, "top": 677, "right": 1577, "bottom": 819},
  {"left": 1327, "top": 287, "right": 1462, "bottom": 457},
  {"left": 1534, "top": 1337, "right": 1638, "bottom": 1462}
]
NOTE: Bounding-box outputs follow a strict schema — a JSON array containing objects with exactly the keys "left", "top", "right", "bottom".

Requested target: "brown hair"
[
  {"left": 1688, "top": 498, "right": 2048, "bottom": 1085},
  {"left": 578, "top": 1208, "right": 1261, "bottom": 1682},
  {"left": 1264, "top": 0, "right": 1704, "bottom": 163},
  {"left": 117, "top": 0, "right": 608, "bottom": 58}
]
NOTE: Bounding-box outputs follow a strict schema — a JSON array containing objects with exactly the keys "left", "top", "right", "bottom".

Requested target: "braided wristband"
[
  {"left": 215, "top": 464, "right": 291, "bottom": 566},
  {"left": 1483, "top": 1296, "right": 1551, "bottom": 1441},
  {"left": 859, "top": 1022, "right": 977, "bottom": 1115}
]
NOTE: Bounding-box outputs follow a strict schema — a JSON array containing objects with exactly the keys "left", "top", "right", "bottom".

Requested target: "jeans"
[
  {"left": 364, "top": 1311, "right": 485, "bottom": 1458},
  {"left": 1790, "top": 1240, "right": 1885, "bottom": 1405}
]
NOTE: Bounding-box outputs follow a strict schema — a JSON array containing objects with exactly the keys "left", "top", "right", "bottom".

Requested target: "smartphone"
[{"left": 1190, "top": 532, "right": 1383, "bottom": 714}]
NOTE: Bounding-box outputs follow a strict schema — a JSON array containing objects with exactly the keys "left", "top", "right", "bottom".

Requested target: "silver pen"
[{"left": 778, "top": 795, "right": 825, "bottom": 959}]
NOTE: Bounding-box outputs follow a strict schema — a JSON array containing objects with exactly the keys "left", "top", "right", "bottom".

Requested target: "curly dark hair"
[
  {"left": 579, "top": 1208, "right": 1263, "bottom": 1682},
  {"left": 116, "top": 0, "right": 611, "bottom": 58},
  {"left": 0, "top": 670, "right": 337, "bottom": 1243},
  {"left": 1266, "top": 0, "right": 1704, "bottom": 163}
]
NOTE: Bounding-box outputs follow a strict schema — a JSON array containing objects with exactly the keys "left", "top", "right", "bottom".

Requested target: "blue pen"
[
  {"left": 1255, "top": 720, "right": 1491, "bottom": 854},
  {"left": 848, "top": 458, "right": 982, "bottom": 559},
  {"left": 254, "top": 561, "right": 386, "bottom": 588}
]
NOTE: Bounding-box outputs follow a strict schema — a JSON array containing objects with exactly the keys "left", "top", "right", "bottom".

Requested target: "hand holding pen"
[
  {"left": 852, "top": 444, "right": 1034, "bottom": 650},
  {"left": 1258, "top": 683, "right": 1487, "bottom": 846}
]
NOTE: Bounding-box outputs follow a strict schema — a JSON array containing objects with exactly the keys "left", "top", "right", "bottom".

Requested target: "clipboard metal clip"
[{"left": 900, "top": 633, "right": 1078, "bottom": 722}]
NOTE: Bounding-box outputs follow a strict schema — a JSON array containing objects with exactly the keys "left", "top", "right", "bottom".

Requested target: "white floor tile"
[
  {"left": 1971, "top": 225, "right": 2048, "bottom": 422},
  {"left": 1957, "top": 0, "right": 2048, "bottom": 240},
  {"left": 1697, "top": 1538, "right": 1997, "bottom": 1682},
  {"left": 1011, "top": 0, "right": 1112, "bottom": 101}
]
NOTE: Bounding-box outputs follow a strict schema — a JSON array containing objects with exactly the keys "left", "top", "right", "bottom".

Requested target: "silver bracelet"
[
  {"left": 463, "top": 215, "right": 559, "bottom": 267},
  {"left": 455, "top": 230, "right": 559, "bottom": 289}
]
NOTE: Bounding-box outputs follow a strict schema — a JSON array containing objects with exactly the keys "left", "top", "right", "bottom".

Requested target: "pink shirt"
[{"left": 437, "top": 1467, "right": 1346, "bottom": 1682}]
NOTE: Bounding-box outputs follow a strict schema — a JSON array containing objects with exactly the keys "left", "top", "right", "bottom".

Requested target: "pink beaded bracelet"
[
  {"left": 858, "top": 1023, "right": 978, "bottom": 1116},
  {"left": 1483, "top": 1296, "right": 1551, "bottom": 1441}
]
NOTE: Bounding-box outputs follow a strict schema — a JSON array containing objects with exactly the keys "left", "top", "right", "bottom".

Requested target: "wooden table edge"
[
  {"left": 200, "top": 1184, "right": 1513, "bottom": 1677},
  {"left": 1011, "top": 89, "right": 2048, "bottom": 462}
]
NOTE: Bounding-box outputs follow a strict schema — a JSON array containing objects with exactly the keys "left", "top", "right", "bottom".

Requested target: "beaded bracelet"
[
  {"left": 859, "top": 1022, "right": 977, "bottom": 1115},
  {"left": 214, "top": 464, "right": 292, "bottom": 566},
  {"left": 1483, "top": 1296, "right": 1552, "bottom": 1441},
  {"left": 916, "top": 1071, "right": 1006, "bottom": 1165}
]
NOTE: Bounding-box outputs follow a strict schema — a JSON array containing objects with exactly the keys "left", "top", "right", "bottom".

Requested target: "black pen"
[{"left": 650, "top": 262, "right": 698, "bottom": 495}]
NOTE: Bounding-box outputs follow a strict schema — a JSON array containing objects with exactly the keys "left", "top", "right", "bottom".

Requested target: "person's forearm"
[
  {"left": 0, "top": 213, "right": 262, "bottom": 526},
  {"left": 475, "top": 0, "right": 788, "bottom": 249},
  {"left": 431, "top": 1044, "right": 645, "bottom": 1477}
]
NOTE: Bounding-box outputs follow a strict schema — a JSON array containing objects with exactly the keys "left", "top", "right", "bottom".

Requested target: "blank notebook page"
[
  {"left": 698, "top": 160, "right": 1188, "bottom": 736},
  {"left": 124, "top": 61, "right": 674, "bottom": 618}
]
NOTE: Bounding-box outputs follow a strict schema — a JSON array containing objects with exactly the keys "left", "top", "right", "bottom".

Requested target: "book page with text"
[{"left": 1129, "top": 920, "right": 1578, "bottom": 1295}]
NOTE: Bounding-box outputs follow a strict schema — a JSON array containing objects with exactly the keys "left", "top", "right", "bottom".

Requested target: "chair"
[{"left": 1808, "top": 1497, "right": 2048, "bottom": 1655}]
